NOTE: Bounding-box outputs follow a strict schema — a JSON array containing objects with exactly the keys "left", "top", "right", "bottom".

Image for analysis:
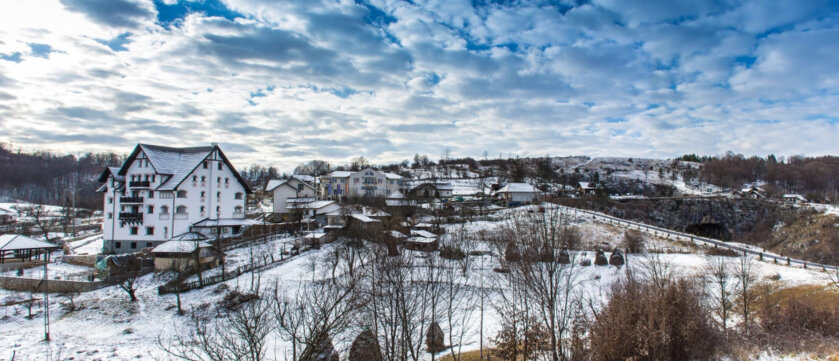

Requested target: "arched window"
[
  {"left": 176, "top": 205, "right": 187, "bottom": 214},
  {"left": 160, "top": 205, "right": 169, "bottom": 214},
  {"left": 234, "top": 206, "right": 243, "bottom": 213},
  {"left": 177, "top": 190, "right": 187, "bottom": 198},
  {"left": 234, "top": 192, "right": 244, "bottom": 200}
]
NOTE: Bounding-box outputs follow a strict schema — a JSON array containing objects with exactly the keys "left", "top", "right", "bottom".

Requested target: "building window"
[
  {"left": 234, "top": 206, "right": 243, "bottom": 213},
  {"left": 115, "top": 242, "right": 121, "bottom": 249},
  {"left": 145, "top": 227, "right": 154, "bottom": 235},
  {"left": 161, "top": 205, "right": 169, "bottom": 214},
  {"left": 177, "top": 190, "right": 187, "bottom": 198},
  {"left": 147, "top": 205, "right": 154, "bottom": 214},
  {"left": 218, "top": 163, "right": 222, "bottom": 171},
  {"left": 203, "top": 161, "right": 208, "bottom": 169},
  {"left": 234, "top": 192, "right": 243, "bottom": 200},
  {"left": 354, "top": 178, "right": 360, "bottom": 183},
  {"left": 146, "top": 242, "right": 152, "bottom": 248},
  {"left": 378, "top": 179, "right": 382, "bottom": 184},
  {"left": 297, "top": 184, "right": 303, "bottom": 191},
  {"left": 200, "top": 206, "right": 205, "bottom": 213},
  {"left": 107, "top": 197, "right": 113, "bottom": 204},
  {"left": 130, "top": 227, "right": 138, "bottom": 235},
  {"left": 201, "top": 191, "right": 206, "bottom": 198},
  {"left": 225, "top": 177, "right": 229, "bottom": 184},
  {"left": 201, "top": 176, "right": 206, "bottom": 182},
  {"left": 216, "top": 206, "right": 220, "bottom": 212},
  {"left": 176, "top": 205, "right": 187, "bottom": 214},
  {"left": 216, "top": 191, "right": 220, "bottom": 198},
  {"left": 193, "top": 175, "right": 198, "bottom": 182},
  {"left": 160, "top": 191, "right": 174, "bottom": 199},
  {"left": 130, "top": 242, "right": 137, "bottom": 249},
  {"left": 217, "top": 177, "right": 221, "bottom": 183},
  {"left": 148, "top": 191, "right": 154, "bottom": 198}
]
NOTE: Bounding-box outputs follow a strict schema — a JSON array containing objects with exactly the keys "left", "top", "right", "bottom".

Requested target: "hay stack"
[
  {"left": 594, "top": 249, "right": 608, "bottom": 266},
  {"left": 349, "top": 329, "right": 382, "bottom": 361},
  {"left": 609, "top": 248, "right": 625, "bottom": 266},
  {"left": 426, "top": 321, "right": 446, "bottom": 353}
]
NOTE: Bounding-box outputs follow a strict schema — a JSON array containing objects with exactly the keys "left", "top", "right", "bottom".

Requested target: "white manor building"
[
  {"left": 319, "top": 168, "right": 408, "bottom": 200},
  {"left": 98, "top": 144, "right": 251, "bottom": 254}
]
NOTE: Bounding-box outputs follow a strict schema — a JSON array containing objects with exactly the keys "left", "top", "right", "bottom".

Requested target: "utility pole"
[{"left": 43, "top": 254, "right": 50, "bottom": 341}]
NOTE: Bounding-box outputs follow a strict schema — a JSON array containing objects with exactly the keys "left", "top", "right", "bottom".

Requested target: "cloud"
[
  {"left": 0, "top": 0, "right": 836, "bottom": 169},
  {"left": 60, "top": 0, "right": 154, "bottom": 28}
]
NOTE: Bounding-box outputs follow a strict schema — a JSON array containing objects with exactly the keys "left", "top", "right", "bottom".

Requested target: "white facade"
[
  {"left": 267, "top": 177, "right": 317, "bottom": 214},
  {"left": 496, "top": 183, "right": 541, "bottom": 203},
  {"left": 319, "top": 168, "right": 408, "bottom": 199},
  {"left": 99, "top": 144, "right": 249, "bottom": 254}
]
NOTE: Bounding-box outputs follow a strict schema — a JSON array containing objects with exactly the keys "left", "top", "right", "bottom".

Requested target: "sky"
[{"left": 0, "top": 0, "right": 837, "bottom": 170}]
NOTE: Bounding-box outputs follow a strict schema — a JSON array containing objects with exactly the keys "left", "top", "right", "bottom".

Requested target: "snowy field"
[{"left": 0, "top": 205, "right": 835, "bottom": 361}]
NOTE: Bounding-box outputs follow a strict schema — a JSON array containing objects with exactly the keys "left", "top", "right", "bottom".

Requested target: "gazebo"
[{"left": 0, "top": 234, "right": 59, "bottom": 264}]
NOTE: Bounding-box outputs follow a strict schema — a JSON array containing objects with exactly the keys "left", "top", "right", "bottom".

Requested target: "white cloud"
[{"left": 0, "top": 0, "right": 836, "bottom": 171}]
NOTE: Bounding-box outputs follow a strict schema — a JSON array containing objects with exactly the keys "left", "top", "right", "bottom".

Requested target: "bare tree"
[
  {"left": 636, "top": 252, "right": 675, "bottom": 291},
  {"left": 704, "top": 255, "right": 735, "bottom": 330},
  {"left": 20, "top": 204, "right": 58, "bottom": 245},
  {"left": 735, "top": 255, "right": 757, "bottom": 332},
  {"left": 500, "top": 206, "right": 583, "bottom": 361},
  {"left": 161, "top": 297, "right": 274, "bottom": 361}
]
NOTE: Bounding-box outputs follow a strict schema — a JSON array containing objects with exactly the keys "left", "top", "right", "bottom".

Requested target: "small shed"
[
  {"left": 0, "top": 234, "right": 59, "bottom": 264},
  {"left": 403, "top": 236, "right": 438, "bottom": 252},
  {"left": 496, "top": 183, "right": 541, "bottom": 203},
  {"left": 0, "top": 207, "right": 17, "bottom": 224},
  {"left": 782, "top": 194, "right": 807, "bottom": 204},
  {"left": 151, "top": 232, "right": 219, "bottom": 271}
]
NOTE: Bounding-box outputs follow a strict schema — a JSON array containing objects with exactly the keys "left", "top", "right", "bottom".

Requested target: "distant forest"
[
  {"left": 683, "top": 152, "right": 839, "bottom": 201},
  {"left": 0, "top": 143, "right": 124, "bottom": 210},
  {"left": 2, "top": 143, "right": 838, "bottom": 209}
]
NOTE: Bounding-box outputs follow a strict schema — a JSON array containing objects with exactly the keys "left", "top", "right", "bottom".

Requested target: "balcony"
[
  {"left": 159, "top": 213, "right": 170, "bottom": 220},
  {"left": 120, "top": 196, "right": 144, "bottom": 204},
  {"left": 118, "top": 212, "right": 143, "bottom": 225},
  {"left": 174, "top": 213, "right": 188, "bottom": 220},
  {"left": 232, "top": 212, "right": 245, "bottom": 219},
  {"left": 129, "top": 180, "right": 151, "bottom": 188}
]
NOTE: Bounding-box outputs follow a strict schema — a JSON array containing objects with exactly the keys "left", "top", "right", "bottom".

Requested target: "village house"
[
  {"left": 495, "top": 183, "right": 542, "bottom": 203},
  {"left": 577, "top": 182, "right": 596, "bottom": 195},
  {"left": 267, "top": 175, "right": 318, "bottom": 220},
  {"left": 319, "top": 168, "right": 408, "bottom": 200},
  {"left": 98, "top": 143, "right": 251, "bottom": 254},
  {"left": 737, "top": 186, "right": 766, "bottom": 199},
  {"left": 409, "top": 181, "right": 454, "bottom": 200}
]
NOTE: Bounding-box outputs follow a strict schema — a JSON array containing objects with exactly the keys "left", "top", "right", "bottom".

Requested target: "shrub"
[
  {"left": 588, "top": 277, "right": 720, "bottom": 361},
  {"left": 622, "top": 230, "right": 645, "bottom": 254}
]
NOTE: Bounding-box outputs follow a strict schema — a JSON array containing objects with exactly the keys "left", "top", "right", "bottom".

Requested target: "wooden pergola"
[{"left": 0, "top": 234, "right": 59, "bottom": 264}]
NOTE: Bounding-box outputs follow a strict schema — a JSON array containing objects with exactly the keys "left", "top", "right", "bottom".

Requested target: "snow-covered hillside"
[{"left": 1, "top": 204, "right": 832, "bottom": 361}]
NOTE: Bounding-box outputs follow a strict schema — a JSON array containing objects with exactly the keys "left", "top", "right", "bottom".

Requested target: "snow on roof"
[
  {"left": 410, "top": 229, "right": 437, "bottom": 238},
  {"left": 351, "top": 214, "right": 380, "bottom": 223},
  {"left": 303, "top": 232, "right": 326, "bottom": 239},
  {"left": 783, "top": 194, "right": 807, "bottom": 201},
  {"left": 0, "top": 234, "right": 59, "bottom": 251},
  {"left": 152, "top": 239, "right": 212, "bottom": 253},
  {"left": 287, "top": 197, "right": 318, "bottom": 203},
  {"left": 137, "top": 144, "right": 215, "bottom": 191},
  {"left": 385, "top": 172, "right": 403, "bottom": 179},
  {"left": 327, "top": 171, "right": 353, "bottom": 178},
  {"left": 405, "top": 236, "right": 436, "bottom": 244},
  {"left": 290, "top": 200, "right": 337, "bottom": 210},
  {"left": 413, "top": 222, "right": 433, "bottom": 228},
  {"left": 387, "top": 191, "right": 406, "bottom": 199},
  {"left": 0, "top": 207, "right": 15, "bottom": 216},
  {"left": 497, "top": 183, "right": 539, "bottom": 193},
  {"left": 387, "top": 230, "right": 407, "bottom": 238},
  {"left": 266, "top": 177, "right": 316, "bottom": 192},
  {"left": 365, "top": 209, "right": 391, "bottom": 217},
  {"left": 265, "top": 179, "right": 285, "bottom": 192},
  {"left": 192, "top": 218, "right": 259, "bottom": 227},
  {"left": 578, "top": 182, "right": 593, "bottom": 189}
]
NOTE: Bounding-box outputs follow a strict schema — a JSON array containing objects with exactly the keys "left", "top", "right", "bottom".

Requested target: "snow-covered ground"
[{"left": 0, "top": 205, "right": 834, "bottom": 361}]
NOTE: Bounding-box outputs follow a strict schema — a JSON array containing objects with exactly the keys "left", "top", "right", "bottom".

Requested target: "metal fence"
[{"left": 554, "top": 204, "right": 839, "bottom": 273}]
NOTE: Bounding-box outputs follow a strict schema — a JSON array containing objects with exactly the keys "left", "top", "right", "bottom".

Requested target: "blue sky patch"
[
  {"left": 153, "top": 0, "right": 243, "bottom": 28},
  {"left": 28, "top": 43, "right": 53, "bottom": 58},
  {"left": 96, "top": 32, "right": 132, "bottom": 52},
  {"left": 0, "top": 52, "right": 22, "bottom": 63}
]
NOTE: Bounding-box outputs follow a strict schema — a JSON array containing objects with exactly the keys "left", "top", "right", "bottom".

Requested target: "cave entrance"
[{"left": 685, "top": 223, "right": 731, "bottom": 241}]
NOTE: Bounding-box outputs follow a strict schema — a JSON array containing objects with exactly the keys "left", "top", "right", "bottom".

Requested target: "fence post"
[
  {"left": 787, "top": 257, "right": 790, "bottom": 266},
  {"left": 759, "top": 253, "right": 763, "bottom": 261}
]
